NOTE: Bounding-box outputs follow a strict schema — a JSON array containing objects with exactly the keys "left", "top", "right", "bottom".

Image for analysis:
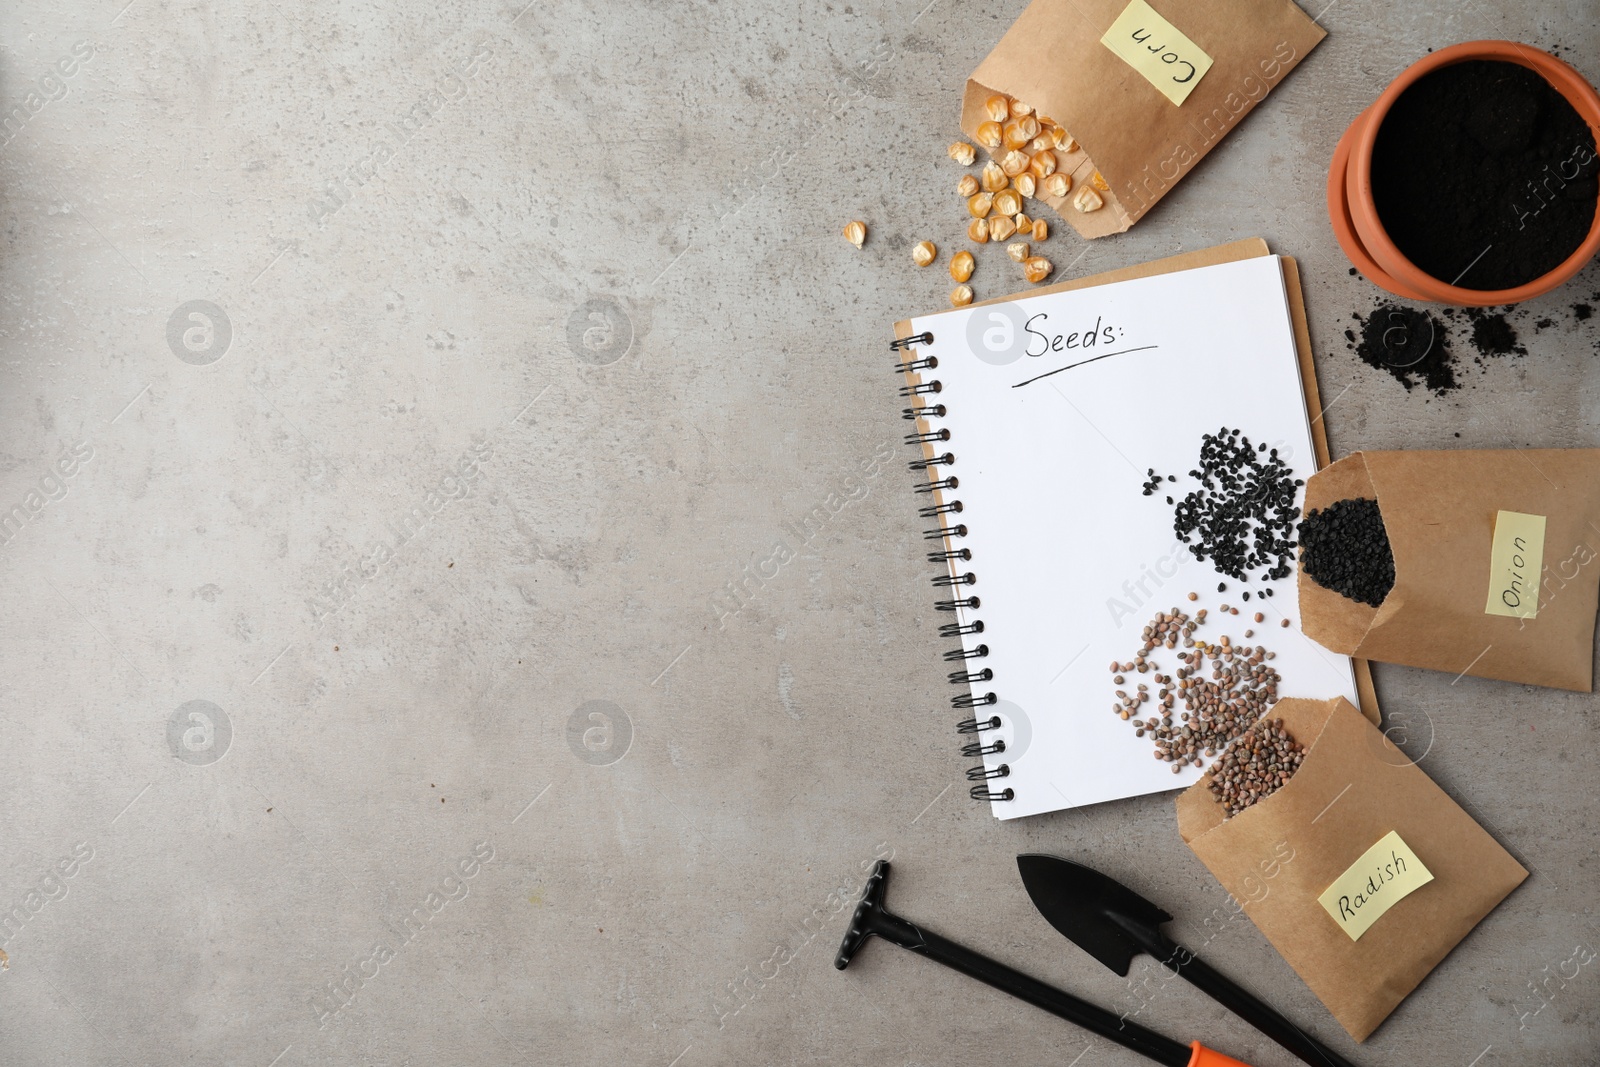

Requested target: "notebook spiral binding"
[{"left": 894, "top": 331, "right": 1013, "bottom": 803}]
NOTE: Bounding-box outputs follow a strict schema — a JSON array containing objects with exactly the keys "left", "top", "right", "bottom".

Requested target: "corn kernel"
[
  {"left": 948, "top": 141, "right": 977, "bottom": 166},
  {"left": 976, "top": 121, "right": 1003, "bottom": 149},
  {"left": 968, "top": 217, "right": 990, "bottom": 244},
  {"left": 1054, "top": 129, "right": 1078, "bottom": 152},
  {"left": 1000, "top": 150, "right": 1030, "bottom": 178},
  {"left": 912, "top": 240, "right": 937, "bottom": 267},
  {"left": 1024, "top": 255, "right": 1053, "bottom": 283},
  {"left": 950, "top": 284, "right": 974, "bottom": 308},
  {"left": 843, "top": 220, "right": 866, "bottom": 248},
  {"left": 992, "top": 188, "right": 1022, "bottom": 216},
  {"left": 1002, "top": 120, "right": 1040, "bottom": 151},
  {"left": 1045, "top": 172, "right": 1072, "bottom": 198},
  {"left": 1092, "top": 171, "right": 1109, "bottom": 192},
  {"left": 1010, "top": 99, "right": 1034, "bottom": 117},
  {"left": 981, "top": 161, "right": 1008, "bottom": 192},
  {"left": 950, "top": 250, "right": 975, "bottom": 283},
  {"left": 957, "top": 174, "right": 980, "bottom": 197},
  {"left": 967, "top": 192, "right": 994, "bottom": 219},
  {"left": 1074, "top": 186, "right": 1103, "bottom": 212},
  {"left": 1013, "top": 173, "right": 1037, "bottom": 198},
  {"left": 1030, "top": 133, "right": 1056, "bottom": 152},
  {"left": 985, "top": 95, "right": 1010, "bottom": 122},
  {"left": 1011, "top": 121, "right": 1042, "bottom": 148},
  {"left": 989, "top": 215, "right": 1017, "bottom": 242},
  {"left": 1014, "top": 212, "right": 1031, "bottom": 234},
  {"left": 1037, "top": 115, "right": 1057, "bottom": 128},
  {"left": 1007, "top": 241, "right": 1030, "bottom": 263},
  {"left": 1030, "top": 150, "right": 1058, "bottom": 179},
  {"left": 1032, "top": 219, "right": 1049, "bottom": 241}
]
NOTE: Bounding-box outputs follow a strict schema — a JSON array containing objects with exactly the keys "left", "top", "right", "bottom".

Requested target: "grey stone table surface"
[{"left": 1, "top": 0, "right": 1596, "bottom": 1064}]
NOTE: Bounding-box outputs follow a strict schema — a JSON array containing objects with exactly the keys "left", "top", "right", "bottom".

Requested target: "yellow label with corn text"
[
  {"left": 1485, "top": 510, "right": 1545, "bottom": 619},
  {"left": 1317, "top": 831, "right": 1434, "bottom": 941},
  {"left": 1100, "top": 0, "right": 1214, "bottom": 106}
]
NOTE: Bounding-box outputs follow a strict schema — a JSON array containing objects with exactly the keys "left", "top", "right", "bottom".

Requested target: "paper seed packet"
[
  {"left": 1177, "top": 697, "right": 1526, "bottom": 1041},
  {"left": 962, "top": 0, "right": 1325, "bottom": 238}
]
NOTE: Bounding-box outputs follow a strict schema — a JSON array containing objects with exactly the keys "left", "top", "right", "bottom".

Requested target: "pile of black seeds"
[
  {"left": 1371, "top": 60, "right": 1599, "bottom": 291},
  {"left": 1299, "top": 498, "right": 1396, "bottom": 607},
  {"left": 1347, "top": 306, "right": 1457, "bottom": 394},
  {"left": 1206, "top": 716, "right": 1306, "bottom": 818},
  {"left": 1146, "top": 428, "right": 1302, "bottom": 601},
  {"left": 1110, "top": 605, "right": 1281, "bottom": 774}
]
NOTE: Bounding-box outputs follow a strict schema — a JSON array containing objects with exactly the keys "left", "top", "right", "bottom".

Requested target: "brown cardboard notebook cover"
[{"left": 893, "top": 238, "right": 1380, "bottom": 723}]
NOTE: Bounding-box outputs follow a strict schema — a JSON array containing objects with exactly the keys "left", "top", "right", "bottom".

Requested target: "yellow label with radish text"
[{"left": 1317, "top": 831, "right": 1433, "bottom": 941}]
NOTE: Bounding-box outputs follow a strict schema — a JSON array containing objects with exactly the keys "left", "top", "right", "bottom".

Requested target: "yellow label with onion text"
[
  {"left": 1100, "top": 0, "right": 1214, "bottom": 106},
  {"left": 1317, "top": 831, "right": 1434, "bottom": 941},
  {"left": 1485, "top": 510, "right": 1546, "bottom": 620}
]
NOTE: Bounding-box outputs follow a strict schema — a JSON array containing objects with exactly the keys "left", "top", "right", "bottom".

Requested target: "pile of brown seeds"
[
  {"left": 1109, "top": 603, "right": 1281, "bottom": 774},
  {"left": 1205, "top": 717, "right": 1306, "bottom": 818}
]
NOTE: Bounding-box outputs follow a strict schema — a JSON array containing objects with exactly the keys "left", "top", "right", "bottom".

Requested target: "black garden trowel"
[
  {"left": 837, "top": 860, "right": 1257, "bottom": 1067},
  {"left": 1017, "top": 854, "right": 1361, "bottom": 1067}
]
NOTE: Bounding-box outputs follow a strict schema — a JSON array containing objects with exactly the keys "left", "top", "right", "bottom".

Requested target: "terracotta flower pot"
[{"left": 1327, "top": 40, "right": 1600, "bottom": 307}]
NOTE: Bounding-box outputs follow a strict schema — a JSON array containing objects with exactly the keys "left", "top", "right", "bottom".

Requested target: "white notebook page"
[{"left": 907, "top": 255, "right": 1357, "bottom": 819}]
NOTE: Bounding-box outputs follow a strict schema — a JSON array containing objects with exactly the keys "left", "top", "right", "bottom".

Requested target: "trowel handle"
[
  {"left": 1187, "top": 1042, "right": 1255, "bottom": 1067},
  {"left": 1159, "top": 941, "right": 1361, "bottom": 1067}
]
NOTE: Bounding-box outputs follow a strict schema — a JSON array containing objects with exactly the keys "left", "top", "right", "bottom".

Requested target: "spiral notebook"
[{"left": 893, "top": 240, "right": 1376, "bottom": 820}]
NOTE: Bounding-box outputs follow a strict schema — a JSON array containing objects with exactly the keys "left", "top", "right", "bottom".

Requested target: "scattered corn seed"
[
  {"left": 1092, "top": 171, "right": 1109, "bottom": 192},
  {"left": 976, "top": 121, "right": 1003, "bottom": 149},
  {"left": 985, "top": 95, "right": 1010, "bottom": 122},
  {"left": 912, "top": 240, "right": 937, "bottom": 267},
  {"left": 1031, "top": 218, "right": 1049, "bottom": 241},
  {"left": 968, "top": 192, "right": 994, "bottom": 218},
  {"left": 1055, "top": 130, "right": 1078, "bottom": 152},
  {"left": 1073, "top": 186, "right": 1104, "bottom": 212},
  {"left": 1023, "top": 255, "right": 1053, "bottom": 283},
  {"left": 950, "top": 284, "right": 974, "bottom": 308},
  {"left": 1003, "top": 120, "right": 1042, "bottom": 151},
  {"left": 993, "top": 188, "right": 1022, "bottom": 216},
  {"left": 1013, "top": 173, "right": 1037, "bottom": 197},
  {"left": 1007, "top": 241, "right": 1030, "bottom": 263},
  {"left": 1045, "top": 172, "right": 1071, "bottom": 198},
  {"left": 981, "top": 161, "right": 1008, "bottom": 192},
  {"left": 957, "top": 174, "right": 980, "bottom": 197},
  {"left": 1000, "top": 150, "right": 1030, "bottom": 178},
  {"left": 967, "top": 217, "right": 990, "bottom": 244},
  {"left": 843, "top": 220, "right": 866, "bottom": 248},
  {"left": 948, "top": 141, "right": 977, "bottom": 166},
  {"left": 989, "top": 215, "right": 1017, "bottom": 241},
  {"left": 950, "top": 250, "right": 975, "bottom": 283},
  {"left": 1014, "top": 212, "right": 1031, "bottom": 234},
  {"left": 1030, "top": 132, "right": 1055, "bottom": 152},
  {"left": 1030, "top": 150, "right": 1058, "bottom": 178},
  {"left": 1010, "top": 98, "right": 1034, "bottom": 117}
]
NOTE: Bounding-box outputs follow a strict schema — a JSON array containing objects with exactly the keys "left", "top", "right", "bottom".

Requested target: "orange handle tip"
[{"left": 1187, "top": 1040, "right": 1255, "bottom": 1067}]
